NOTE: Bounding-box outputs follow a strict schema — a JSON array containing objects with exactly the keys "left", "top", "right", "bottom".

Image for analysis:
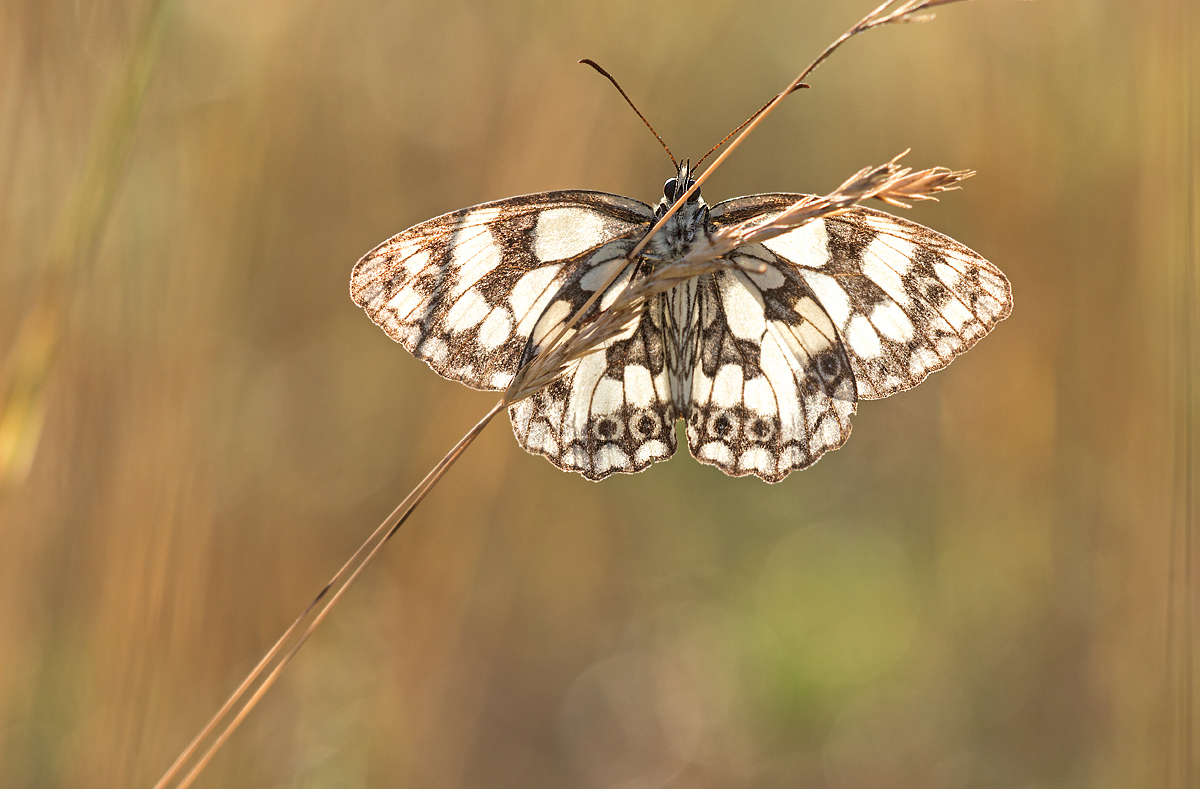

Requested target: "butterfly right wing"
[
  {"left": 712, "top": 194, "right": 1012, "bottom": 400},
  {"left": 351, "top": 190, "right": 653, "bottom": 392}
]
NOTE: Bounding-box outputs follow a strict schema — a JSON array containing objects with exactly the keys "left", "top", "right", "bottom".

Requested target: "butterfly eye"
[
  {"left": 663, "top": 178, "right": 677, "bottom": 200},
  {"left": 685, "top": 179, "right": 699, "bottom": 202}
]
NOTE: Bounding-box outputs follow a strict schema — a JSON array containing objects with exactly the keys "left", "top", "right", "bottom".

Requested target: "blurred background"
[{"left": 0, "top": 0, "right": 1194, "bottom": 786}]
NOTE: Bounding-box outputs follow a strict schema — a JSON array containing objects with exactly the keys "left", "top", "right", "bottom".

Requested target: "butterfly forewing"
[
  {"left": 351, "top": 191, "right": 652, "bottom": 391},
  {"left": 711, "top": 195, "right": 1012, "bottom": 401}
]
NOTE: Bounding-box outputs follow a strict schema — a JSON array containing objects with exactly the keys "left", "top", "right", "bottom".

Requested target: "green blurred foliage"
[{"left": 0, "top": 0, "right": 1192, "bottom": 787}]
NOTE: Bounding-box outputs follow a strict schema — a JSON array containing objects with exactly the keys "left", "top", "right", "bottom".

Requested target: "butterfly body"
[
  {"left": 351, "top": 163, "right": 1010, "bottom": 482},
  {"left": 644, "top": 166, "right": 712, "bottom": 419}
]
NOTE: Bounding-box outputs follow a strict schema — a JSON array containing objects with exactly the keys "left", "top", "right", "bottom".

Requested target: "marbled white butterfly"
[{"left": 350, "top": 156, "right": 1011, "bottom": 482}]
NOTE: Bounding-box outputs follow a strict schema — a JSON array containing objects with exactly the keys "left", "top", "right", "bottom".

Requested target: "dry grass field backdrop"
[{"left": 0, "top": 1, "right": 1194, "bottom": 787}]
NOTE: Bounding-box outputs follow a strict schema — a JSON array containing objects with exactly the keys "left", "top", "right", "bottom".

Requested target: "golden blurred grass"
[{"left": 0, "top": 1, "right": 1194, "bottom": 787}]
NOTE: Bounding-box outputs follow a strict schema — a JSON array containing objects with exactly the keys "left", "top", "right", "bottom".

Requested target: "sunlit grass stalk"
[
  {"left": 152, "top": 399, "right": 507, "bottom": 789},
  {"left": 154, "top": 1, "right": 977, "bottom": 785}
]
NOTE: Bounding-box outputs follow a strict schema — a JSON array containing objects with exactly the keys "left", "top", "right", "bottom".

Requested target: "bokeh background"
[{"left": 1, "top": 0, "right": 1195, "bottom": 786}]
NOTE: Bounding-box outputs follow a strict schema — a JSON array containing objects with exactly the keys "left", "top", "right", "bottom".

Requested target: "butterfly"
[{"left": 350, "top": 159, "right": 1011, "bottom": 483}]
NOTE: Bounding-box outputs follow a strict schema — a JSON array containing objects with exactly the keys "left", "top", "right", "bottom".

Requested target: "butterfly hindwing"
[
  {"left": 509, "top": 295, "right": 678, "bottom": 480},
  {"left": 682, "top": 262, "right": 857, "bottom": 482},
  {"left": 351, "top": 191, "right": 652, "bottom": 391},
  {"left": 711, "top": 195, "right": 1012, "bottom": 400}
]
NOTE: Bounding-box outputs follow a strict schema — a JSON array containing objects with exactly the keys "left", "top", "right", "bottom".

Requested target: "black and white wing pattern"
[
  {"left": 351, "top": 190, "right": 680, "bottom": 478},
  {"left": 678, "top": 259, "right": 858, "bottom": 482},
  {"left": 509, "top": 296, "right": 678, "bottom": 480},
  {"left": 353, "top": 184, "right": 1011, "bottom": 483},
  {"left": 351, "top": 191, "right": 651, "bottom": 391},
  {"left": 670, "top": 194, "right": 1010, "bottom": 482},
  {"left": 710, "top": 194, "right": 1012, "bottom": 403}
]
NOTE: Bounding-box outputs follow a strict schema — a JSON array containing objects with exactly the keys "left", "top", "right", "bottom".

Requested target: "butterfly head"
[
  {"left": 658, "top": 160, "right": 703, "bottom": 210},
  {"left": 649, "top": 161, "right": 711, "bottom": 260}
]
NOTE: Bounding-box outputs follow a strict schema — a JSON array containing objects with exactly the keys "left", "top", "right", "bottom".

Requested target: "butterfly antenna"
[
  {"left": 695, "top": 83, "right": 810, "bottom": 168},
  {"left": 579, "top": 59, "right": 677, "bottom": 168}
]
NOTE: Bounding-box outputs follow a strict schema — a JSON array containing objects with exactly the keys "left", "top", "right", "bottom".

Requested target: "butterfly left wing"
[
  {"left": 352, "top": 190, "right": 683, "bottom": 479},
  {"left": 711, "top": 194, "right": 1012, "bottom": 400},
  {"left": 351, "top": 190, "right": 652, "bottom": 391}
]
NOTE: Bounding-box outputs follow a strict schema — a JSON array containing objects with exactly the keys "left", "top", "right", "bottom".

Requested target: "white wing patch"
[
  {"left": 845, "top": 314, "right": 883, "bottom": 359},
  {"left": 447, "top": 224, "right": 501, "bottom": 300},
  {"left": 477, "top": 308, "right": 514, "bottom": 350},
  {"left": 535, "top": 207, "right": 608, "bottom": 261},
  {"left": 510, "top": 265, "right": 564, "bottom": 318},
  {"left": 860, "top": 235, "right": 912, "bottom": 305},
  {"left": 762, "top": 219, "right": 830, "bottom": 269},
  {"left": 801, "top": 271, "right": 853, "bottom": 326}
]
